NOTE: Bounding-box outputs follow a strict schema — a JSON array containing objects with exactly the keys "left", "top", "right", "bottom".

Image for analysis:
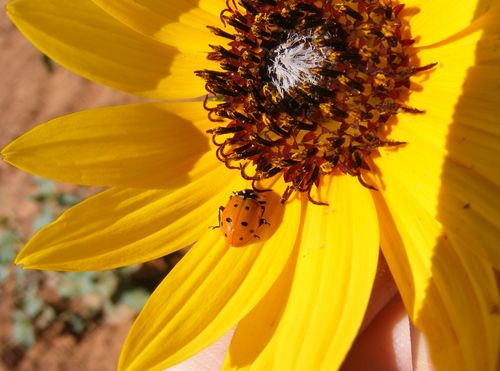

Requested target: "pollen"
[
  {"left": 196, "top": 0, "right": 436, "bottom": 205},
  {"left": 268, "top": 30, "right": 326, "bottom": 97}
]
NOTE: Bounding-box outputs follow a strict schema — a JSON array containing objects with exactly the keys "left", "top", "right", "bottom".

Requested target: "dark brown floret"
[{"left": 196, "top": 0, "right": 436, "bottom": 205}]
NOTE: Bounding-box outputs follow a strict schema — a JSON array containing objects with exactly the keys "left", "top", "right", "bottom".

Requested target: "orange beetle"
[{"left": 213, "top": 189, "right": 268, "bottom": 247}]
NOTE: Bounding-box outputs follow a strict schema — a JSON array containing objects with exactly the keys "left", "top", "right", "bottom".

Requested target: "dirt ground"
[{"left": 0, "top": 4, "right": 147, "bottom": 370}]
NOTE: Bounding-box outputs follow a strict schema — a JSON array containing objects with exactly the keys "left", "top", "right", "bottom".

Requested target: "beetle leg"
[
  {"left": 259, "top": 205, "right": 270, "bottom": 226},
  {"left": 252, "top": 179, "right": 272, "bottom": 193},
  {"left": 210, "top": 206, "right": 225, "bottom": 229}
]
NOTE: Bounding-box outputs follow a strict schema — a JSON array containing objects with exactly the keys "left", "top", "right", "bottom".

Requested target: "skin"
[
  {"left": 168, "top": 254, "right": 435, "bottom": 371},
  {"left": 340, "top": 255, "right": 435, "bottom": 371}
]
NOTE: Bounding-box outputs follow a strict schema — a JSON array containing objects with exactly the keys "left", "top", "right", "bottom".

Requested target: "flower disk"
[{"left": 196, "top": 0, "right": 435, "bottom": 204}]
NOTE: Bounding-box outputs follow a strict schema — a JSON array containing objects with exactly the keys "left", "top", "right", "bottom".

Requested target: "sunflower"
[{"left": 3, "top": 0, "right": 500, "bottom": 370}]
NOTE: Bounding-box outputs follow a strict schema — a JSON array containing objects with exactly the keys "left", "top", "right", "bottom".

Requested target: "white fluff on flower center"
[{"left": 268, "top": 31, "right": 330, "bottom": 97}]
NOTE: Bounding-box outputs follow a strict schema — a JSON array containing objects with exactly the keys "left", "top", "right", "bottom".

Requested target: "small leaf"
[
  {"left": 0, "top": 266, "right": 9, "bottom": 283},
  {"left": 30, "top": 193, "right": 50, "bottom": 203},
  {"left": 22, "top": 285, "right": 44, "bottom": 318},
  {"left": 0, "top": 217, "right": 8, "bottom": 227},
  {"left": 35, "top": 306, "right": 56, "bottom": 329},
  {"left": 11, "top": 310, "right": 35, "bottom": 347},
  {"left": 94, "top": 271, "right": 119, "bottom": 299},
  {"left": 117, "top": 264, "right": 141, "bottom": 276},
  {"left": 0, "top": 230, "right": 22, "bottom": 255},
  {"left": 32, "top": 204, "right": 54, "bottom": 232},
  {"left": 31, "top": 176, "right": 56, "bottom": 194},
  {"left": 55, "top": 193, "right": 81, "bottom": 207},
  {"left": 41, "top": 54, "right": 55, "bottom": 73},
  {"left": 58, "top": 272, "right": 95, "bottom": 298},
  {"left": 67, "top": 314, "right": 86, "bottom": 334},
  {"left": 14, "top": 265, "right": 27, "bottom": 281},
  {"left": 119, "top": 288, "right": 150, "bottom": 312}
]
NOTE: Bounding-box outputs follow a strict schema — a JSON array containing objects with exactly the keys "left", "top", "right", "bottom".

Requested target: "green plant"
[{"left": 1, "top": 177, "right": 163, "bottom": 349}]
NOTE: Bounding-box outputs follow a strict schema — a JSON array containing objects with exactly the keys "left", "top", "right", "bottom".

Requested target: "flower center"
[
  {"left": 267, "top": 30, "right": 326, "bottom": 97},
  {"left": 196, "top": 0, "right": 435, "bottom": 205}
]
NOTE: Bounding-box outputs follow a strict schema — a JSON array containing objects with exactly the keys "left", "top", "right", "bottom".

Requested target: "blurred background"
[{"left": 0, "top": 5, "right": 179, "bottom": 370}]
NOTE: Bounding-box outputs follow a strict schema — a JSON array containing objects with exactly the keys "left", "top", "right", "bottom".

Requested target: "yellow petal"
[
  {"left": 409, "top": 25, "right": 481, "bottom": 111},
  {"left": 6, "top": 0, "right": 208, "bottom": 99},
  {"left": 198, "top": 0, "right": 226, "bottom": 16},
  {"left": 225, "top": 175, "right": 379, "bottom": 370},
  {"left": 374, "top": 193, "right": 462, "bottom": 366},
  {"left": 16, "top": 164, "right": 242, "bottom": 271},
  {"left": 222, "top": 240, "right": 297, "bottom": 371},
  {"left": 452, "top": 246, "right": 500, "bottom": 371},
  {"left": 408, "top": 3, "right": 500, "bottom": 118},
  {"left": 404, "top": 0, "right": 499, "bottom": 46},
  {"left": 426, "top": 240, "right": 500, "bottom": 371},
  {"left": 382, "top": 4, "right": 500, "bottom": 268},
  {"left": 377, "top": 124, "right": 500, "bottom": 270},
  {"left": 91, "top": 0, "right": 221, "bottom": 52},
  {"left": 397, "top": 112, "right": 500, "bottom": 187},
  {"left": 2, "top": 102, "right": 213, "bottom": 188},
  {"left": 438, "top": 163, "right": 500, "bottom": 270},
  {"left": 374, "top": 171, "right": 500, "bottom": 371},
  {"left": 119, "top": 188, "right": 302, "bottom": 371}
]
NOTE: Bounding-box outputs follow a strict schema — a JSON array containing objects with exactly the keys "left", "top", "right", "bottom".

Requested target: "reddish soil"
[
  {"left": 0, "top": 1, "right": 140, "bottom": 236},
  {"left": 0, "top": 3, "right": 145, "bottom": 370},
  {"left": 12, "top": 319, "right": 134, "bottom": 371}
]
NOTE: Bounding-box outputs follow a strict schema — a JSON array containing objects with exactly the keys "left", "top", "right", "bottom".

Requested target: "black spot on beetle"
[
  {"left": 245, "top": 206, "right": 250, "bottom": 210},
  {"left": 226, "top": 217, "right": 232, "bottom": 223},
  {"left": 241, "top": 221, "right": 248, "bottom": 227},
  {"left": 234, "top": 203, "right": 238, "bottom": 207}
]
